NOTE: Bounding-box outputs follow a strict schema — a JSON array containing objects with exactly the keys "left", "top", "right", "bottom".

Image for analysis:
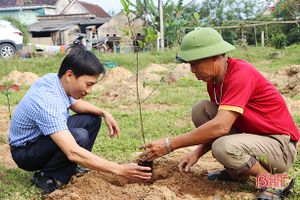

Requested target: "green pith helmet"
[{"left": 177, "top": 27, "right": 235, "bottom": 62}]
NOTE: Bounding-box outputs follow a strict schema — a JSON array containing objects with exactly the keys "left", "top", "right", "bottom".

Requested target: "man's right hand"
[
  {"left": 118, "top": 163, "right": 152, "bottom": 181},
  {"left": 178, "top": 151, "right": 201, "bottom": 173}
]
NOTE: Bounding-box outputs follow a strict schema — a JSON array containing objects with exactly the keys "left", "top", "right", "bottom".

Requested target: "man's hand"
[
  {"left": 118, "top": 163, "right": 152, "bottom": 181},
  {"left": 178, "top": 150, "right": 201, "bottom": 173},
  {"left": 139, "top": 138, "right": 169, "bottom": 162},
  {"left": 103, "top": 111, "right": 120, "bottom": 138}
]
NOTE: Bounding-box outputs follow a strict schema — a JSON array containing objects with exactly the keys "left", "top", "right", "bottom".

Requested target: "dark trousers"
[{"left": 11, "top": 114, "right": 101, "bottom": 184}]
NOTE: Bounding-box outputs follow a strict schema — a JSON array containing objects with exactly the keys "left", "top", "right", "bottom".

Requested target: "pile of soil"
[
  {"left": 97, "top": 64, "right": 172, "bottom": 102},
  {"left": 266, "top": 65, "right": 300, "bottom": 115},
  {"left": 92, "top": 67, "right": 133, "bottom": 92},
  {"left": 47, "top": 150, "right": 255, "bottom": 200},
  {"left": 1, "top": 70, "right": 39, "bottom": 86},
  {"left": 144, "top": 64, "right": 169, "bottom": 73},
  {"left": 267, "top": 65, "right": 300, "bottom": 97},
  {"left": 100, "top": 80, "right": 158, "bottom": 102},
  {"left": 164, "top": 63, "right": 194, "bottom": 84}
]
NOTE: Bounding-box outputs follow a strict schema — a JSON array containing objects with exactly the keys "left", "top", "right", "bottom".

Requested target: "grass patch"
[{"left": 0, "top": 166, "right": 41, "bottom": 200}]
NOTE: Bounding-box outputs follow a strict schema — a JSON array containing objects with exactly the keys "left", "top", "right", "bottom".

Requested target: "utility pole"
[{"left": 159, "top": 0, "right": 165, "bottom": 51}]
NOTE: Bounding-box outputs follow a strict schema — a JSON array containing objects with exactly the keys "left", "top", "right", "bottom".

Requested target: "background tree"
[
  {"left": 123, "top": 0, "right": 299, "bottom": 47},
  {"left": 272, "top": 0, "right": 300, "bottom": 45}
]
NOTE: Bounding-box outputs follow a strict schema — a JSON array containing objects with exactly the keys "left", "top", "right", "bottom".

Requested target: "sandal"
[
  {"left": 207, "top": 169, "right": 234, "bottom": 182},
  {"left": 257, "top": 179, "right": 295, "bottom": 200},
  {"left": 31, "top": 171, "right": 64, "bottom": 194}
]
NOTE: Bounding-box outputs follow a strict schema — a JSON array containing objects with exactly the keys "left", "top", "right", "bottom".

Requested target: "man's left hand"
[
  {"left": 103, "top": 111, "right": 120, "bottom": 138},
  {"left": 139, "top": 138, "right": 169, "bottom": 161}
]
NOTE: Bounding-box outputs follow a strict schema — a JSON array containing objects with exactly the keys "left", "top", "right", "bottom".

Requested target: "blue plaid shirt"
[{"left": 9, "top": 73, "right": 75, "bottom": 147}]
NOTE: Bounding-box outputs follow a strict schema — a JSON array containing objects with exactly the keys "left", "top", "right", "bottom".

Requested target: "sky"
[{"left": 81, "top": 0, "right": 195, "bottom": 14}]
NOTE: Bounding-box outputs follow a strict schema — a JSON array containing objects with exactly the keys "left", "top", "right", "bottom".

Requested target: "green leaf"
[
  {"left": 120, "top": 0, "right": 129, "bottom": 15},
  {"left": 193, "top": 12, "right": 200, "bottom": 20}
]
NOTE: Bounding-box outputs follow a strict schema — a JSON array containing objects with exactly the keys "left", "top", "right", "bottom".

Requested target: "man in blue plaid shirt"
[{"left": 9, "top": 48, "right": 152, "bottom": 194}]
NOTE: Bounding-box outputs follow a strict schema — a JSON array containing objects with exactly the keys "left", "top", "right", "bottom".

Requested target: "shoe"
[
  {"left": 31, "top": 171, "right": 63, "bottom": 194},
  {"left": 75, "top": 165, "right": 89, "bottom": 177},
  {"left": 207, "top": 169, "right": 234, "bottom": 182},
  {"left": 256, "top": 179, "right": 295, "bottom": 200}
]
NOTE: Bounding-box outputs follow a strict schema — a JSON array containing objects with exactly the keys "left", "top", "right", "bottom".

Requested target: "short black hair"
[{"left": 58, "top": 47, "right": 105, "bottom": 78}]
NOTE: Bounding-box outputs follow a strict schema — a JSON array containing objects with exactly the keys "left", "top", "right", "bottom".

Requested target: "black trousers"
[{"left": 11, "top": 114, "right": 101, "bottom": 184}]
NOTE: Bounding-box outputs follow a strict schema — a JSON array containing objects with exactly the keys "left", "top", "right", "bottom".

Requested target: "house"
[
  {"left": 262, "top": 0, "right": 281, "bottom": 16},
  {"left": 97, "top": 11, "right": 145, "bottom": 53},
  {"left": 98, "top": 11, "right": 143, "bottom": 38},
  {"left": 0, "top": 0, "right": 111, "bottom": 46},
  {"left": 0, "top": 0, "right": 70, "bottom": 25}
]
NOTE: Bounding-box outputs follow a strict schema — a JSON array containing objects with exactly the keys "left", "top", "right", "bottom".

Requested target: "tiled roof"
[
  {"left": 29, "top": 15, "right": 110, "bottom": 32},
  {"left": 0, "top": 0, "right": 57, "bottom": 7},
  {"left": 79, "top": 1, "right": 110, "bottom": 18}
]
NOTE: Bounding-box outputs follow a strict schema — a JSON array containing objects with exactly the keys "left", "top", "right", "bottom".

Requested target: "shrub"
[{"left": 271, "top": 33, "right": 287, "bottom": 49}]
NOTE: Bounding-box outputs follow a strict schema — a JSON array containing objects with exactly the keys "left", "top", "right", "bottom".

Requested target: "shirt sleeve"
[
  {"left": 219, "top": 67, "right": 257, "bottom": 114},
  {"left": 35, "top": 102, "right": 69, "bottom": 135}
]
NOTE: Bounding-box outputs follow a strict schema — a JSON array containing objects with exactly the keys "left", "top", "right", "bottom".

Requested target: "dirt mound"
[
  {"left": 47, "top": 151, "right": 255, "bottom": 200},
  {"left": 164, "top": 63, "right": 193, "bottom": 84},
  {"left": 92, "top": 67, "right": 133, "bottom": 92},
  {"left": 268, "top": 65, "right": 300, "bottom": 97},
  {"left": 139, "top": 71, "right": 163, "bottom": 82},
  {"left": 100, "top": 81, "right": 158, "bottom": 102},
  {"left": 102, "top": 67, "right": 133, "bottom": 86},
  {"left": 1, "top": 70, "right": 39, "bottom": 86},
  {"left": 145, "top": 64, "right": 169, "bottom": 73}
]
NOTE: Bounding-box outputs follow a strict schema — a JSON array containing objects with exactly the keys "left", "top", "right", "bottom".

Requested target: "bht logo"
[{"left": 256, "top": 174, "right": 288, "bottom": 189}]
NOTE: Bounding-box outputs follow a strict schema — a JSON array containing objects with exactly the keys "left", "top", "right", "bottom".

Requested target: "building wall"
[
  {"left": 97, "top": 12, "right": 144, "bottom": 38},
  {"left": 30, "top": 36, "right": 53, "bottom": 46},
  {"left": 0, "top": 10, "right": 38, "bottom": 25},
  {"left": 63, "top": 3, "right": 87, "bottom": 15},
  {"left": 29, "top": 25, "right": 80, "bottom": 46},
  {"left": 56, "top": 0, "right": 71, "bottom": 14},
  {"left": 62, "top": 25, "right": 80, "bottom": 45},
  {"left": 0, "top": 8, "right": 57, "bottom": 25},
  {"left": 44, "top": 8, "right": 57, "bottom": 15}
]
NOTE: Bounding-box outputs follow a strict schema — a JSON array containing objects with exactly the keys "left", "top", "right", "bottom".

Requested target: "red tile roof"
[{"left": 79, "top": 1, "right": 110, "bottom": 18}]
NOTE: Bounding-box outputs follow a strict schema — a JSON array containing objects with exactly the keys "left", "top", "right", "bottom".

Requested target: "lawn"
[{"left": 0, "top": 45, "right": 299, "bottom": 199}]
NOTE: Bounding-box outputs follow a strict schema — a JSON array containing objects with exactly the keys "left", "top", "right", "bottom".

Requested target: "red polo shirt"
[{"left": 207, "top": 58, "right": 299, "bottom": 142}]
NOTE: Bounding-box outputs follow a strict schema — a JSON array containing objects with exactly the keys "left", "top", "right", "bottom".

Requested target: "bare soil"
[
  {"left": 1, "top": 70, "right": 39, "bottom": 86},
  {"left": 47, "top": 150, "right": 255, "bottom": 200}
]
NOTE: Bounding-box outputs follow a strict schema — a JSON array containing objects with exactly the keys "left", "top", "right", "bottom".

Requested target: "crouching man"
[
  {"left": 140, "top": 28, "right": 298, "bottom": 199},
  {"left": 9, "top": 48, "right": 151, "bottom": 194}
]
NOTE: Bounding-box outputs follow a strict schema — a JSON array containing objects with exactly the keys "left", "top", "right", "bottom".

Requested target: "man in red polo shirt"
[{"left": 139, "top": 27, "right": 298, "bottom": 199}]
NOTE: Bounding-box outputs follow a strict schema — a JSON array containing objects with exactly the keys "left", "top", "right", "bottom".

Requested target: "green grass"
[
  {"left": 230, "top": 45, "right": 300, "bottom": 72},
  {"left": 0, "top": 166, "right": 41, "bottom": 200},
  {"left": 0, "top": 45, "right": 299, "bottom": 199}
]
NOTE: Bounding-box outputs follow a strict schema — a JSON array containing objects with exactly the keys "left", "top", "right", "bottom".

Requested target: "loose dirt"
[
  {"left": 47, "top": 149, "right": 255, "bottom": 200},
  {"left": 267, "top": 65, "right": 300, "bottom": 97},
  {"left": 1, "top": 70, "right": 39, "bottom": 86}
]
